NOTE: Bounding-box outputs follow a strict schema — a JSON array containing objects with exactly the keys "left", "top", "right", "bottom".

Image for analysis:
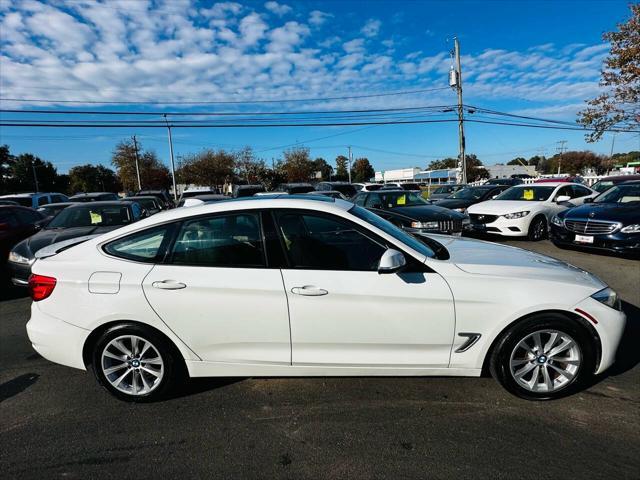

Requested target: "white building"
[
  {"left": 374, "top": 168, "right": 421, "bottom": 183},
  {"left": 486, "top": 164, "right": 537, "bottom": 179}
]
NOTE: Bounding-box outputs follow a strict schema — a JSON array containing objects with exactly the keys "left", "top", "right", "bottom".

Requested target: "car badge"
[{"left": 589, "top": 212, "right": 596, "bottom": 218}]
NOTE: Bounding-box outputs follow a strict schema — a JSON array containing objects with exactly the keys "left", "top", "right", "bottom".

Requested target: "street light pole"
[
  {"left": 163, "top": 115, "right": 178, "bottom": 201},
  {"left": 347, "top": 146, "right": 352, "bottom": 183},
  {"left": 31, "top": 159, "right": 39, "bottom": 193}
]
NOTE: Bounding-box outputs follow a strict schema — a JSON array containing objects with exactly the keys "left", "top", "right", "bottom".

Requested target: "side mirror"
[
  {"left": 555, "top": 195, "right": 571, "bottom": 203},
  {"left": 584, "top": 197, "right": 594, "bottom": 204},
  {"left": 378, "top": 249, "right": 406, "bottom": 274}
]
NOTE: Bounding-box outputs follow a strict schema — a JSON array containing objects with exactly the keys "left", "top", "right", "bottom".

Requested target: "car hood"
[
  {"left": 431, "top": 235, "right": 605, "bottom": 289},
  {"left": 388, "top": 205, "right": 467, "bottom": 220},
  {"left": 434, "top": 198, "right": 474, "bottom": 209},
  {"left": 467, "top": 200, "right": 541, "bottom": 214},
  {"left": 560, "top": 202, "right": 640, "bottom": 222},
  {"left": 15, "top": 226, "right": 121, "bottom": 258}
]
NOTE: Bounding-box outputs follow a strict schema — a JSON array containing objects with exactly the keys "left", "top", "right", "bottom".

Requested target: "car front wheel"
[
  {"left": 92, "top": 324, "right": 180, "bottom": 402},
  {"left": 527, "top": 215, "right": 548, "bottom": 241},
  {"left": 489, "top": 314, "right": 596, "bottom": 400}
]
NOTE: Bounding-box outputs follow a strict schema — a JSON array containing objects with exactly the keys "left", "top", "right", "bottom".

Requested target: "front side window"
[
  {"left": 104, "top": 226, "right": 170, "bottom": 262},
  {"left": 353, "top": 193, "right": 367, "bottom": 206},
  {"left": 451, "top": 187, "right": 490, "bottom": 200},
  {"left": 170, "top": 213, "right": 265, "bottom": 267},
  {"left": 595, "top": 184, "right": 640, "bottom": 203},
  {"left": 37, "top": 196, "right": 50, "bottom": 206},
  {"left": 571, "top": 185, "right": 592, "bottom": 198},
  {"left": 276, "top": 211, "right": 385, "bottom": 271}
]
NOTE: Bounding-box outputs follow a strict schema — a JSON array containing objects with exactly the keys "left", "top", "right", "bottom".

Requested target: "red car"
[{"left": 535, "top": 176, "right": 583, "bottom": 184}]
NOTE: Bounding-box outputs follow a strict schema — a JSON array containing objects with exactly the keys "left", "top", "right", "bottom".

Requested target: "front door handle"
[
  {"left": 152, "top": 280, "right": 186, "bottom": 290},
  {"left": 291, "top": 285, "right": 328, "bottom": 296}
]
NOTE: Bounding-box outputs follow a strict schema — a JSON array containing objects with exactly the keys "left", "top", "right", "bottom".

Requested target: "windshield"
[
  {"left": 48, "top": 205, "right": 132, "bottom": 228},
  {"left": 494, "top": 186, "right": 555, "bottom": 201},
  {"left": 350, "top": 205, "right": 436, "bottom": 259},
  {"left": 595, "top": 184, "right": 640, "bottom": 203},
  {"left": 591, "top": 181, "right": 615, "bottom": 193},
  {"left": 450, "top": 187, "right": 491, "bottom": 200},
  {"left": 369, "top": 191, "right": 428, "bottom": 208},
  {"left": 1, "top": 196, "right": 32, "bottom": 207}
]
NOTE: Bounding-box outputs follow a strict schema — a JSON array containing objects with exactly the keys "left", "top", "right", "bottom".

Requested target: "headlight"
[
  {"left": 503, "top": 211, "right": 530, "bottom": 219},
  {"left": 591, "top": 287, "right": 621, "bottom": 310},
  {"left": 551, "top": 215, "right": 564, "bottom": 227},
  {"left": 621, "top": 224, "right": 640, "bottom": 233},
  {"left": 453, "top": 208, "right": 466, "bottom": 213},
  {"left": 8, "top": 251, "right": 33, "bottom": 265},
  {"left": 411, "top": 221, "right": 439, "bottom": 229}
]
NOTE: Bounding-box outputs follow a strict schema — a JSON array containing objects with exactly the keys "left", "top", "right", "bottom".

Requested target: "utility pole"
[
  {"left": 132, "top": 135, "right": 142, "bottom": 191},
  {"left": 608, "top": 133, "right": 617, "bottom": 174},
  {"left": 31, "top": 159, "right": 39, "bottom": 193},
  {"left": 163, "top": 114, "right": 178, "bottom": 201},
  {"left": 347, "top": 146, "right": 352, "bottom": 183},
  {"left": 556, "top": 140, "right": 567, "bottom": 175},
  {"left": 451, "top": 37, "right": 466, "bottom": 184}
]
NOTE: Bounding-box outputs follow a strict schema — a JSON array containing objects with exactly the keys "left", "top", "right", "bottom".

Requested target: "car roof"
[
  {"left": 67, "top": 200, "right": 135, "bottom": 207},
  {"left": 598, "top": 175, "right": 640, "bottom": 182},
  {"left": 127, "top": 195, "right": 158, "bottom": 200},
  {"left": 511, "top": 182, "right": 567, "bottom": 188},
  {"left": 70, "top": 192, "right": 115, "bottom": 197},
  {"left": 41, "top": 202, "right": 75, "bottom": 207},
  {"left": 0, "top": 192, "right": 53, "bottom": 198}
]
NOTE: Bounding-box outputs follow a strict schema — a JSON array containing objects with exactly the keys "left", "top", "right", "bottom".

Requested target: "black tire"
[
  {"left": 489, "top": 313, "right": 596, "bottom": 400},
  {"left": 91, "top": 323, "right": 182, "bottom": 402},
  {"left": 527, "top": 215, "right": 548, "bottom": 241}
]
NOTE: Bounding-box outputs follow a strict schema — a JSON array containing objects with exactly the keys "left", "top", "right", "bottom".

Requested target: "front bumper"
[
  {"left": 550, "top": 225, "right": 640, "bottom": 254},
  {"left": 26, "top": 303, "right": 89, "bottom": 370},
  {"left": 469, "top": 214, "right": 531, "bottom": 237},
  {"left": 8, "top": 260, "right": 32, "bottom": 286},
  {"left": 573, "top": 297, "right": 626, "bottom": 375}
]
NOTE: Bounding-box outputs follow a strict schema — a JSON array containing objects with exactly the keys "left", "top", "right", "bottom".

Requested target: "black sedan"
[
  {"left": 1, "top": 205, "right": 47, "bottom": 285},
  {"left": 435, "top": 185, "right": 510, "bottom": 212},
  {"left": 353, "top": 189, "right": 468, "bottom": 235},
  {"left": 550, "top": 180, "right": 640, "bottom": 256},
  {"left": 8, "top": 201, "right": 146, "bottom": 285}
]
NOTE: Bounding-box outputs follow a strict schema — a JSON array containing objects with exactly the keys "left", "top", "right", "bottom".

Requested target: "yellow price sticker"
[
  {"left": 523, "top": 189, "right": 534, "bottom": 200},
  {"left": 397, "top": 195, "right": 407, "bottom": 205},
  {"left": 90, "top": 212, "right": 103, "bottom": 224}
]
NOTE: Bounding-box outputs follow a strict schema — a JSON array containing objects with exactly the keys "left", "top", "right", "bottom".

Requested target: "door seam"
[{"left": 278, "top": 269, "right": 293, "bottom": 366}]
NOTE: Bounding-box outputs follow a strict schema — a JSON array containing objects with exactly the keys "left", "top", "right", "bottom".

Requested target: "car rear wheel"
[
  {"left": 489, "top": 313, "right": 595, "bottom": 400},
  {"left": 527, "top": 215, "right": 547, "bottom": 241},
  {"left": 91, "top": 324, "right": 180, "bottom": 402}
]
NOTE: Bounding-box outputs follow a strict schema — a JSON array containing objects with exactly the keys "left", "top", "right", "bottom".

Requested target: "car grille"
[
  {"left": 470, "top": 214, "right": 498, "bottom": 224},
  {"left": 439, "top": 220, "right": 463, "bottom": 232},
  {"left": 564, "top": 219, "right": 620, "bottom": 234}
]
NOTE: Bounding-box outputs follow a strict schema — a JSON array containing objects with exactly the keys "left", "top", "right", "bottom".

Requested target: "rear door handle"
[
  {"left": 291, "top": 285, "right": 328, "bottom": 296},
  {"left": 152, "top": 280, "right": 186, "bottom": 290}
]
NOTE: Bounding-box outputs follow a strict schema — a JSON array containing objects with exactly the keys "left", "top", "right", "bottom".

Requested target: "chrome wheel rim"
[
  {"left": 101, "top": 335, "right": 164, "bottom": 396},
  {"left": 509, "top": 330, "right": 581, "bottom": 393}
]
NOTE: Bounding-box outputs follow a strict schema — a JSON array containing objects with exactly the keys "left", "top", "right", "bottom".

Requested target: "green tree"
[
  {"left": 507, "top": 157, "right": 527, "bottom": 166},
  {"left": 427, "top": 155, "right": 487, "bottom": 182},
  {"left": 0, "top": 144, "right": 12, "bottom": 194},
  {"left": 112, "top": 139, "right": 170, "bottom": 191},
  {"left": 545, "top": 151, "right": 608, "bottom": 175},
  {"left": 335, "top": 155, "right": 349, "bottom": 181},
  {"left": 351, "top": 157, "right": 375, "bottom": 182},
  {"left": 69, "top": 164, "right": 120, "bottom": 193},
  {"left": 235, "top": 147, "right": 267, "bottom": 184},
  {"left": 281, "top": 147, "right": 315, "bottom": 182},
  {"left": 177, "top": 149, "right": 235, "bottom": 187},
  {"left": 8, "top": 153, "right": 59, "bottom": 193},
  {"left": 313, "top": 157, "right": 333, "bottom": 181},
  {"left": 578, "top": 4, "right": 640, "bottom": 141}
]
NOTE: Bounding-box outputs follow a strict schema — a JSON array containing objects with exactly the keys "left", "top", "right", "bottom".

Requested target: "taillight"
[{"left": 28, "top": 274, "right": 57, "bottom": 301}]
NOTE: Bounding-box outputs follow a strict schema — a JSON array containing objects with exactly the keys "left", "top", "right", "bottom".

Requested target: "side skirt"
[{"left": 186, "top": 361, "right": 482, "bottom": 378}]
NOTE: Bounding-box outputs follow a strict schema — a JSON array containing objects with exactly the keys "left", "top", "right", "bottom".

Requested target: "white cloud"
[
  {"left": 264, "top": 1, "right": 292, "bottom": 17},
  {"left": 309, "top": 10, "right": 332, "bottom": 27},
  {"left": 361, "top": 18, "right": 381, "bottom": 37},
  {"left": 343, "top": 38, "right": 365, "bottom": 53}
]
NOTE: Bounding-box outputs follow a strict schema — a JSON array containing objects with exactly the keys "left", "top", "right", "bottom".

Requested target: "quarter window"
[
  {"left": 104, "top": 226, "right": 170, "bottom": 262},
  {"left": 170, "top": 213, "right": 265, "bottom": 267},
  {"left": 276, "top": 212, "right": 385, "bottom": 271}
]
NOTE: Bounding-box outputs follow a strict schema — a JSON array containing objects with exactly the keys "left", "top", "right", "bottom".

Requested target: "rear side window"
[
  {"left": 169, "top": 213, "right": 265, "bottom": 268},
  {"left": 104, "top": 226, "right": 171, "bottom": 263},
  {"left": 37, "top": 196, "right": 50, "bottom": 206}
]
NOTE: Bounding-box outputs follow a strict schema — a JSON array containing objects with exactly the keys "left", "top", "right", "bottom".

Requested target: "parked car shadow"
[
  {"left": 166, "top": 377, "right": 243, "bottom": 400},
  {"left": 0, "top": 284, "right": 29, "bottom": 302},
  {"left": 606, "top": 300, "right": 640, "bottom": 376},
  {"left": 0, "top": 373, "right": 39, "bottom": 403}
]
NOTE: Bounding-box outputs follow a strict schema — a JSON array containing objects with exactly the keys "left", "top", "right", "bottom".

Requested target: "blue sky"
[{"left": 0, "top": 0, "right": 638, "bottom": 174}]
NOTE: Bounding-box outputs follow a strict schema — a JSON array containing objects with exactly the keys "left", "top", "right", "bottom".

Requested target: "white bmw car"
[
  {"left": 26, "top": 196, "right": 625, "bottom": 401},
  {"left": 467, "top": 182, "right": 597, "bottom": 240}
]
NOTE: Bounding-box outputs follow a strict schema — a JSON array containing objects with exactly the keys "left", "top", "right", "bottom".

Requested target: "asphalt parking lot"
[{"left": 1, "top": 239, "right": 638, "bottom": 479}]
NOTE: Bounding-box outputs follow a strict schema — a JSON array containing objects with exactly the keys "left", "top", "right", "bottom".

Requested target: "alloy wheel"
[
  {"left": 101, "top": 335, "right": 164, "bottom": 396},
  {"left": 509, "top": 330, "right": 581, "bottom": 393}
]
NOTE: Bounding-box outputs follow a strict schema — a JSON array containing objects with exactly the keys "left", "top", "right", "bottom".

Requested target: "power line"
[{"left": 0, "top": 86, "right": 451, "bottom": 105}]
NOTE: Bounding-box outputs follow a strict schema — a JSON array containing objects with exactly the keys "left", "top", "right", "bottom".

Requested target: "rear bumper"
[
  {"left": 8, "top": 260, "right": 32, "bottom": 286},
  {"left": 550, "top": 225, "right": 640, "bottom": 254},
  {"left": 26, "top": 303, "right": 89, "bottom": 370}
]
